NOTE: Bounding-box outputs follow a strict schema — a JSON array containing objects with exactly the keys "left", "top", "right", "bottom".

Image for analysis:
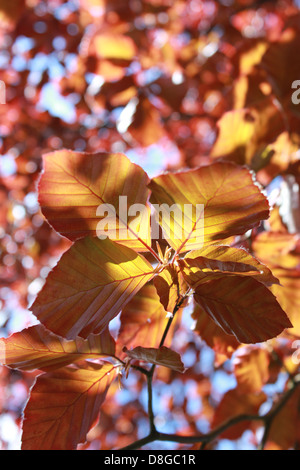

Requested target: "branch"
[
  {"left": 147, "top": 372, "right": 156, "bottom": 434},
  {"left": 119, "top": 374, "right": 300, "bottom": 450},
  {"left": 137, "top": 293, "right": 189, "bottom": 438},
  {"left": 158, "top": 294, "right": 187, "bottom": 349}
]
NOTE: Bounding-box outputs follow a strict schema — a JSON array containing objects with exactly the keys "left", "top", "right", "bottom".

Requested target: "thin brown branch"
[
  {"left": 147, "top": 372, "right": 156, "bottom": 433},
  {"left": 119, "top": 374, "right": 300, "bottom": 450}
]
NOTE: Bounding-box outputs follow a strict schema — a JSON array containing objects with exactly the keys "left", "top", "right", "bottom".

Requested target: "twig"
[
  {"left": 119, "top": 374, "right": 300, "bottom": 450},
  {"left": 158, "top": 295, "right": 187, "bottom": 349},
  {"left": 147, "top": 372, "right": 156, "bottom": 434}
]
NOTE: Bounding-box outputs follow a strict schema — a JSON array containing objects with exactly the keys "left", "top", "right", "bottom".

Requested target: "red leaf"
[
  {"left": 123, "top": 346, "right": 185, "bottom": 373},
  {"left": 148, "top": 161, "right": 270, "bottom": 253},
  {"left": 179, "top": 245, "right": 279, "bottom": 287},
  {"left": 38, "top": 151, "right": 152, "bottom": 251},
  {"left": 267, "top": 387, "right": 300, "bottom": 449},
  {"left": 0, "top": 324, "right": 115, "bottom": 372},
  {"left": 153, "top": 265, "right": 188, "bottom": 313},
  {"left": 116, "top": 283, "right": 181, "bottom": 356},
  {"left": 233, "top": 346, "right": 270, "bottom": 394},
  {"left": 192, "top": 303, "right": 239, "bottom": 359},
  {"left": 212, "top": 388, "right": 266, "bottom": 440},
  {"left": 21, "top": 362, "right": 116, "bottom": 450},
  {"left": 31, "top": 237, "right": 155, "bottom": 340},
  {"left": 192, "top": 275, "right": 292, "bottom": 344}
]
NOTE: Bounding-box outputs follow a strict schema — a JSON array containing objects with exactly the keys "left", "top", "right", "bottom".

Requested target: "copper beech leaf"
[
  {"left": 21, "top": 362, "right": 116, "bottom": 450},
  {"left": 267, "top": 387, "right": 300, "bottom": 450},
  {"left": 179, "top": 245, "right": 279, "bottom": 287},
  {"left": 148, "top": 161, "right": 270, "bottom": 253},
  {"left": 192, "top": 303, "right": 239, "bottom": 359},
  {"left": 212, "top": 388, "right": 266, "bottom": 440},
  {"left": 127, "top": 98, "right": 165, "bottom": 147},
  {"left": 123, "top": 346, "right": 185, "bottom": 373},
  {"left": 210, "top": 108, "right": 259, "bottom": 165},
  {"left": 271, "top": 268, "right": 300, "bottom": 338},
  {"left": 116, "top": 283, "right": 181, "bottom": 357},
  {"left": 252, "top": 231, "right": 300, "bottom": 269},
  {"left": 252, "top": 232, "right": 300, "bottom": 336},
  {"left": 31, "top": 237, "right": 155, "bottom": 340},
  {"left": 233, "top": 347, "right": 270, "bottom": 394},
  {"left": 0, "top": 324, "right": 115, "bottom": 372},
  {"left": 94, "top": 33, "right": 137, "bottom": 61},
  {"left": 183, "top": 272, "right": 292, "bottom": 344},
  {"left": 38, "top": 150, "right": 152, "bottom": 251},
  {"left": 153, "top": 265, "right": 189, "bottom": 313}
]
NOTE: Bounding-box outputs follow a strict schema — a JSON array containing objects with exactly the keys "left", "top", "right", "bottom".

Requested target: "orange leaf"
[
  {"left": 192, "top": 303, "right": 239, "bottom": 359},
  {"left": 94, "top": 59, "right": 126, "bottom": 82},
  {"left": 38, "top": 150, "right": 152, "bottom": 251},
  {"left": 123, "top": 346, "right": 185, "bottom": 373},
  {"left": 153, "top": 265, "right": 188, "bottom": 313},
  {"left": 94, "top": 34, "right": 137, "bottom": 61},
  {"left": 0, "top": 324, "right": 115, "bottom": 372},
  {"left": 179, "top": 245, "right": 279, "bottom": 287},
  {"left": 31, "top": 237, "right": 155, "bottom": 340},
  {"left": 209, "top": 102, "right": 281, "bottom": 168},
  {"left": 127, "top": 98, "right": 164, "bottom": 147},
  {"left": 116, "top": 283, "right": 181, "bottom": 356},
  {"left": 191, "top": 275, "right": 292, "bottom": 344},
  {"left": 267, "top": 387, "right": 300, "bottom": 449},
  {"left": 210, "top": 109, "right": 259, "bottom": 164},
  {"left": 21, "top": 362, "right": 116, "bottom": 450},
  {"left": 212, "top": 388, "right": 266, "bottom": 440},
  {"left": 261, "top": 29, "right": 300, "bottom": 98},
  {"left": 238, "top": 41, "right": 268, "bottom": 76},
  {"left": 148, "top": 161, "right": 269, "bottom": 253},
  {"left": 271, "top": 268, "right": 300, "bottom": 337},
  {"left": 252, "top": 231, "right": 299, "bottom": 269},
  {"left": 233, "top": 346, "right": 270, "bottom": 394}
]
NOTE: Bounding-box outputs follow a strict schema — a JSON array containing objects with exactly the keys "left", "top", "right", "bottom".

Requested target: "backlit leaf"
[
  {"left": 153, "top": 265, "right": 189, "bottom": 313},
  {"left": 209, "top": 102, "right": 281, "bottom": 169},
  {"left": 38, "top": 150, "right": 152, "bottom": 251},
  {"left": 271, "top": 268, "right": 300, "bottom": 337},
  {"left": 238, "top": 41, "right": 268, "bottom": 76},
  {"left": 21, "top": 362, "right": 116, "bottom": 450},
  {"left": 212, "top": 388, "right": 266, "bottom": 440},
  {"left": 267, "top": 387, "right": 300, "bottom": 449},
  {"left": 233, "top": 346, "right": 270, "bottom": 394},
  {"left": 192, "top": 303, "right": 239, "bottom": 359},
  {"left": 123, "top": 346, "right": 185, "bottom": 373},
  {"left": 0, "top": 0, "right": 25, "bottom": 28},
  {"left": 252, "top": 231, "right": 299, "bottom": 269},
  {"left": 94, "top": 34, "right": 137, "bottom": 61},
  {"left": 210, "top": 109, "right": 258, "bottom": 165},
  {"left": 148, "top": 161, "right": 270, "bottom": 253},
  {"left": 116, "top": 283, "right": 181, "bottom": 356},
  {"left": 31, "top": 237, "right": 155, "bottom": 340},
  {"left": 127, "top": 98, "right": 165, "bottom": 147},
  {"left": 261, "top": 29, "right": 300, "bottom": 98},
  {"left": 179, "top": 245, "right": 279, "bottom": 287},
  {"left": 0, "top": 324, "right": 115, "bottom": 372},
  {"left": 190, "top": 275, "right": 292, "bottom": 344}
]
